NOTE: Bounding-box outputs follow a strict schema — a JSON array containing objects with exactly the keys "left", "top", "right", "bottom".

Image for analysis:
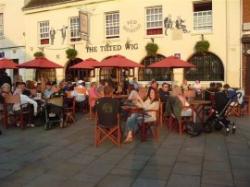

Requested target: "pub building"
[{"left": 1, "top": 0, "right": 244, "bottom": 91}]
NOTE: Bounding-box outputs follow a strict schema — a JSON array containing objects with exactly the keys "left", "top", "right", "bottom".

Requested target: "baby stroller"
[
  {"left": 204, "top": 91, "right": 242, "bottom": 135},
  {"left": 44, "top": 97, "right": 63, "bottom": 130}
]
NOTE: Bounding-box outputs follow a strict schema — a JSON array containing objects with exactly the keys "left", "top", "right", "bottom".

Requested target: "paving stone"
[
  {"left": 132, "top": 178, "right": 166, "bottom": 187},
  {"left": 167, "top": 174, "right": 200, "bottom": 187},
  {"left": 202, "top": 170, "right": 234, "bottom": 186},
  {"left": 110, "top": 168, "right": 139, "bottom": 177},
  {"left": 203, "top": 161, "right": 231, "bottom": 172},
  {"left": 172, "top": 162, "right": 201, "bottom": 176},
  {"left": 139, "top": 164, "right": 172, "bottom": 180},
  {"left": 97, "top": 174, "right": 134, "bottom": 187}
]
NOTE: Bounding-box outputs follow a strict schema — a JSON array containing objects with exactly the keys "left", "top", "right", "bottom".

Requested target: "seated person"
[
  {"left": 13, "top": 88, "right": 38, "bottom": 127},
  {"left": 193, "top": 80, "right": 202, "bottom": 98},
  {"left": 223, "top": 84, "right": 237, "bottom": 100},
  {"left": 95, "top": 85, "right": 120, "bottom": 127},
  {"left": 165, "top": 86, "right": 195, "bottom": 122},
  {"left": 0, "top": 83, "right": 12, "bottom": 97},
  {"left": 127, "top": 84, "right": 142, "bottom": 107},
  {"left": 181, "top": 79, "right": 189, "bottom": 91},
  {"left": 124, "top": 88, "right": 159, "bottom": 143},
  {"left": 159, "top": 82, "right": 170, "bottom": 103},
  {"left": 14, "top": 82, "right": 31, "bottom": 97},
  {"left": 72, "top": 80, "right": 88, "bottom": 111},
  {"left": 89, "top": 82, "right": 100, "bottom": 109},
  {"left": 43, "top": 82, "right": 54, "bottom": 99}
]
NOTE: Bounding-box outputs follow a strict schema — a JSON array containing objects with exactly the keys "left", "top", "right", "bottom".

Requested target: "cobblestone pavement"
[{"left": 0, "top": 115, "right": 250, "bottom": 187}]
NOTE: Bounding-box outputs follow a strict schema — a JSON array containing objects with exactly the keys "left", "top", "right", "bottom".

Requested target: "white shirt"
[{"left": 13, "top": 94, "right": 38, "bottom": 115}]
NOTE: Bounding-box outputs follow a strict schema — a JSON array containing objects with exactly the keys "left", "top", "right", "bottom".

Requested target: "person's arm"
[{"left": 21, "top": 95, "right": 38, "bottom": 115}]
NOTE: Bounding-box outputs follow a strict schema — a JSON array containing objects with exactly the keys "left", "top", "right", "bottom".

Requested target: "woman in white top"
[{"left": 124, "top": 88, "right": 159, "bottom": 143}]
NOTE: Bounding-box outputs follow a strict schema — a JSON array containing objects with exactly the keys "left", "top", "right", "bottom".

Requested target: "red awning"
[
  {"left": 70, "top": 58, "right": 99, "bottom": 69},
  {"left": 17, "top": 57, "right": 63, "bottom": 69},
  {"left": 0, "top": 59, "right": 17, "bottom": 69},
  {"left": 96, "top": 55, "right": 143, "bottom": 68},
  {"left": 148, "top": 56, "right": 196, "bottom": 68}
]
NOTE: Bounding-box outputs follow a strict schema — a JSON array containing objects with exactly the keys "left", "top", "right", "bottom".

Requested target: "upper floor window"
[
  {"left": 146, "top": 6, "right": 163, "bottom": 35},
  {"left": 0, "top": 13, "right": 3, "bottom": 39},
  {"left": 39, "top": 20, "right": 50, "bottom": 45},
  {"left": 70, "top": 16, "right": 81, "bottom": 42},
  {"left": 105, "top": 11, "right": 119, "bottom": 39},
  {"left": 193, "top": 1, "right": 212, "bottom": 32}
]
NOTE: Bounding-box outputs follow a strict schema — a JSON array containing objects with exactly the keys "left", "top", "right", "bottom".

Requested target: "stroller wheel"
[
  {"left": 232, "top": 124, "right": 236, "bottom": 134},
  {"left": 225, "top": 128, "right": 230, "bottom": 136}
]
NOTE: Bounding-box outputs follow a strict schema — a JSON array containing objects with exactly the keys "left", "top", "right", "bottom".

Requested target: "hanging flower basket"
[
  {"left": 66, "top": 48, "right": 78, "bottom": 60},
  {"left": 195, "top": 40, "right": 210, "bottom": 53},
  {"left": 33, "top": 51, "right": 45, "bottom": 58},
  {"left": 145, "top": 42, "right": 159, "bottom": 56}
]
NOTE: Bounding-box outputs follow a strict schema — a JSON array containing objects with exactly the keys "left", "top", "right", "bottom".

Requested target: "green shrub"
[
  {"left": 33, "top": 51, "right": 45, "bottom": 58},
  {"left": 66, "top": 48, "right": 78, "bottom": 60},
  {"left": 145, "top": 43, "right": 159, "bottom": 56},
  {"left": 195, "top": 40, "right": 210, "bottom": 53}
]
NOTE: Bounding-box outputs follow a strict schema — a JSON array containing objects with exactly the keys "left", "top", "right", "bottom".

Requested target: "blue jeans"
[{"left": 126, "top": 113, "right": 143, "bottom": 133}]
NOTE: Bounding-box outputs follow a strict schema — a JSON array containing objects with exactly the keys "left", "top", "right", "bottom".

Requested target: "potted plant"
[
  {"left": 145, "top": 38, "right": 159, "bottom": 56},
  {"left": 66, "top": 48, "right": 78, "bottom": 60},
  {"left": 194, "top": 40, "right": 210, "bottom": 53},
  {"left": 33, "top": 51, "right": 45, "bottom": 58}
]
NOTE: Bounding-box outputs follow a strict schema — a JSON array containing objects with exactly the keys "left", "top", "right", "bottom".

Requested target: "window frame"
[
  {"left": 69, "top": 16, "right": 82, "bottom": 43},
  {"left": 0, "top": 13, "right": 4, "bottom": 39},
  {"left": 138, "top": 54, "right": 173, "bottom": 81},
  {"left": 105, "top": 11, "right": 120, "bottom": 39},
  {"left": 145, "top": 6, "right": 163, "bottom": 36},
  {"left": 184, "top": 52, "right": 224, "bottom": 81},
  {"left": 193, "top": 1, "right": 213, "bottom": 33},
  {"left": 38, "top": 20, "right": 50, "bottom": 45}
]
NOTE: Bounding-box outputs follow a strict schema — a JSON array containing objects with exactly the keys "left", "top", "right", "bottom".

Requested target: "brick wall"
[{"left": 243, "top": 0, "right": 250, "bottom": 23}]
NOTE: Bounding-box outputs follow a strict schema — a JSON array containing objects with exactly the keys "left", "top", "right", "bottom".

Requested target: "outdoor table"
[
  {"left": 190, "top": 99, "right": 211, "bottom": 124},
  {"left": 113, "top": 95, "right": 128, "bottom": 99}
]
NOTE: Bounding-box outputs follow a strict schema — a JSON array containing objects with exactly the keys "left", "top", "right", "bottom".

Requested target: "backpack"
[{"left": 185, "top": 122, "right": 203, "bottom": 137}]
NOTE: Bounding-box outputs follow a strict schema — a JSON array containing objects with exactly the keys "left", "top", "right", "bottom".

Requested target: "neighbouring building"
[
  {"left": 242, "top": 0, "right": 250, "bottom": 96},
  {"left": 21, "top": 0, "right": 241, "bottom": 87},
  {"left": 0, "top": 0, "right": 27, "bottom": 82}
]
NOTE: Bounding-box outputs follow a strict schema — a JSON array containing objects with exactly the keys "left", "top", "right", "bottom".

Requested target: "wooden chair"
[
  {"left": 139, "top": 109, "right": 160, "bottom": 142},
  {"left": 159, "top": 102, "right": 164, "bottom": 127},
  {"left": 3, "top": 95, "right": 21, "bottom": 128},
  {"left": 95, "top": 98, "right": 121, "bottom": 147},
  {"left": 63, "top": 96, "right": 76, "bottom": 126},
  {"left": 167, "top": 106, "right": 194, "bottom": 135}
]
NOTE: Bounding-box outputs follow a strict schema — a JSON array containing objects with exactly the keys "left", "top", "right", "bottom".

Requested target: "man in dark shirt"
[
  {"left": 95, "top": 85, "right": 120, "bottom": 127},
  {"left": 0, "top": 69, "right": 12, "bottom": 88},
  {"left": 159, "top": 82, "right": 170, "bottom": 103}
]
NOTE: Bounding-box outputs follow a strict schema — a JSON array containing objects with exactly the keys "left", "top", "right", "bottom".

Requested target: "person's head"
[
  {"left": 162, "top": 82, "right": 170, "bottom": 92},
  {"left": 45, "top": 81, "right": 52, "bottom": 89},
  {"left": 195, "top": 80, "right": 200, "bottom": 84},
  {"left": 182, "top": 79, "right": 188, "bottom": 85},
  {"left": 223, "top": 84, "right": 230, "bottom": 90},
  {"left": 151, "top": 80, "right": 158, "bottom": 89},
  {"left": 148, "top": 88, "right": 159, "bottom": 102},
  {"left": 172, "top": 85, "right": 183, "bottom": 96},
  {"left": 103, "top": 85, "right": 113, "bottom": 97},
  {"left": 215, "top": 82, "right": 223, "bottom": 91},
  {"left": 90, "top": 82, "right": 97, "bottom": 88},
  {"left": 16, "top": 82, "right": 26, "bottom": 91},
  {"left": 209, "top": 82, "right": 216, "bottom": 89},
  {"left": 77, "top": 80, "right": 85, "bottom": 86},
  {"left": 1, "top": 83, "right": 11, "bottom": 93}
]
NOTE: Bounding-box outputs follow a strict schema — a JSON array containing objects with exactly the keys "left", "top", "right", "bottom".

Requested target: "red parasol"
[
  {"left": 17, "top": 57, "right": 63, "bottom": 69},
  {"left": 95, "top": 55, "right": 143, "bottom": 68},
  {"left": 148, "top": 56, "right": 196, "bottom": 68},
  {"left": 70, "top": 58, "right": 99, "bottom": 69},
  {"left": 0, "top": 59, "right": 17, "bottom": 69}
]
